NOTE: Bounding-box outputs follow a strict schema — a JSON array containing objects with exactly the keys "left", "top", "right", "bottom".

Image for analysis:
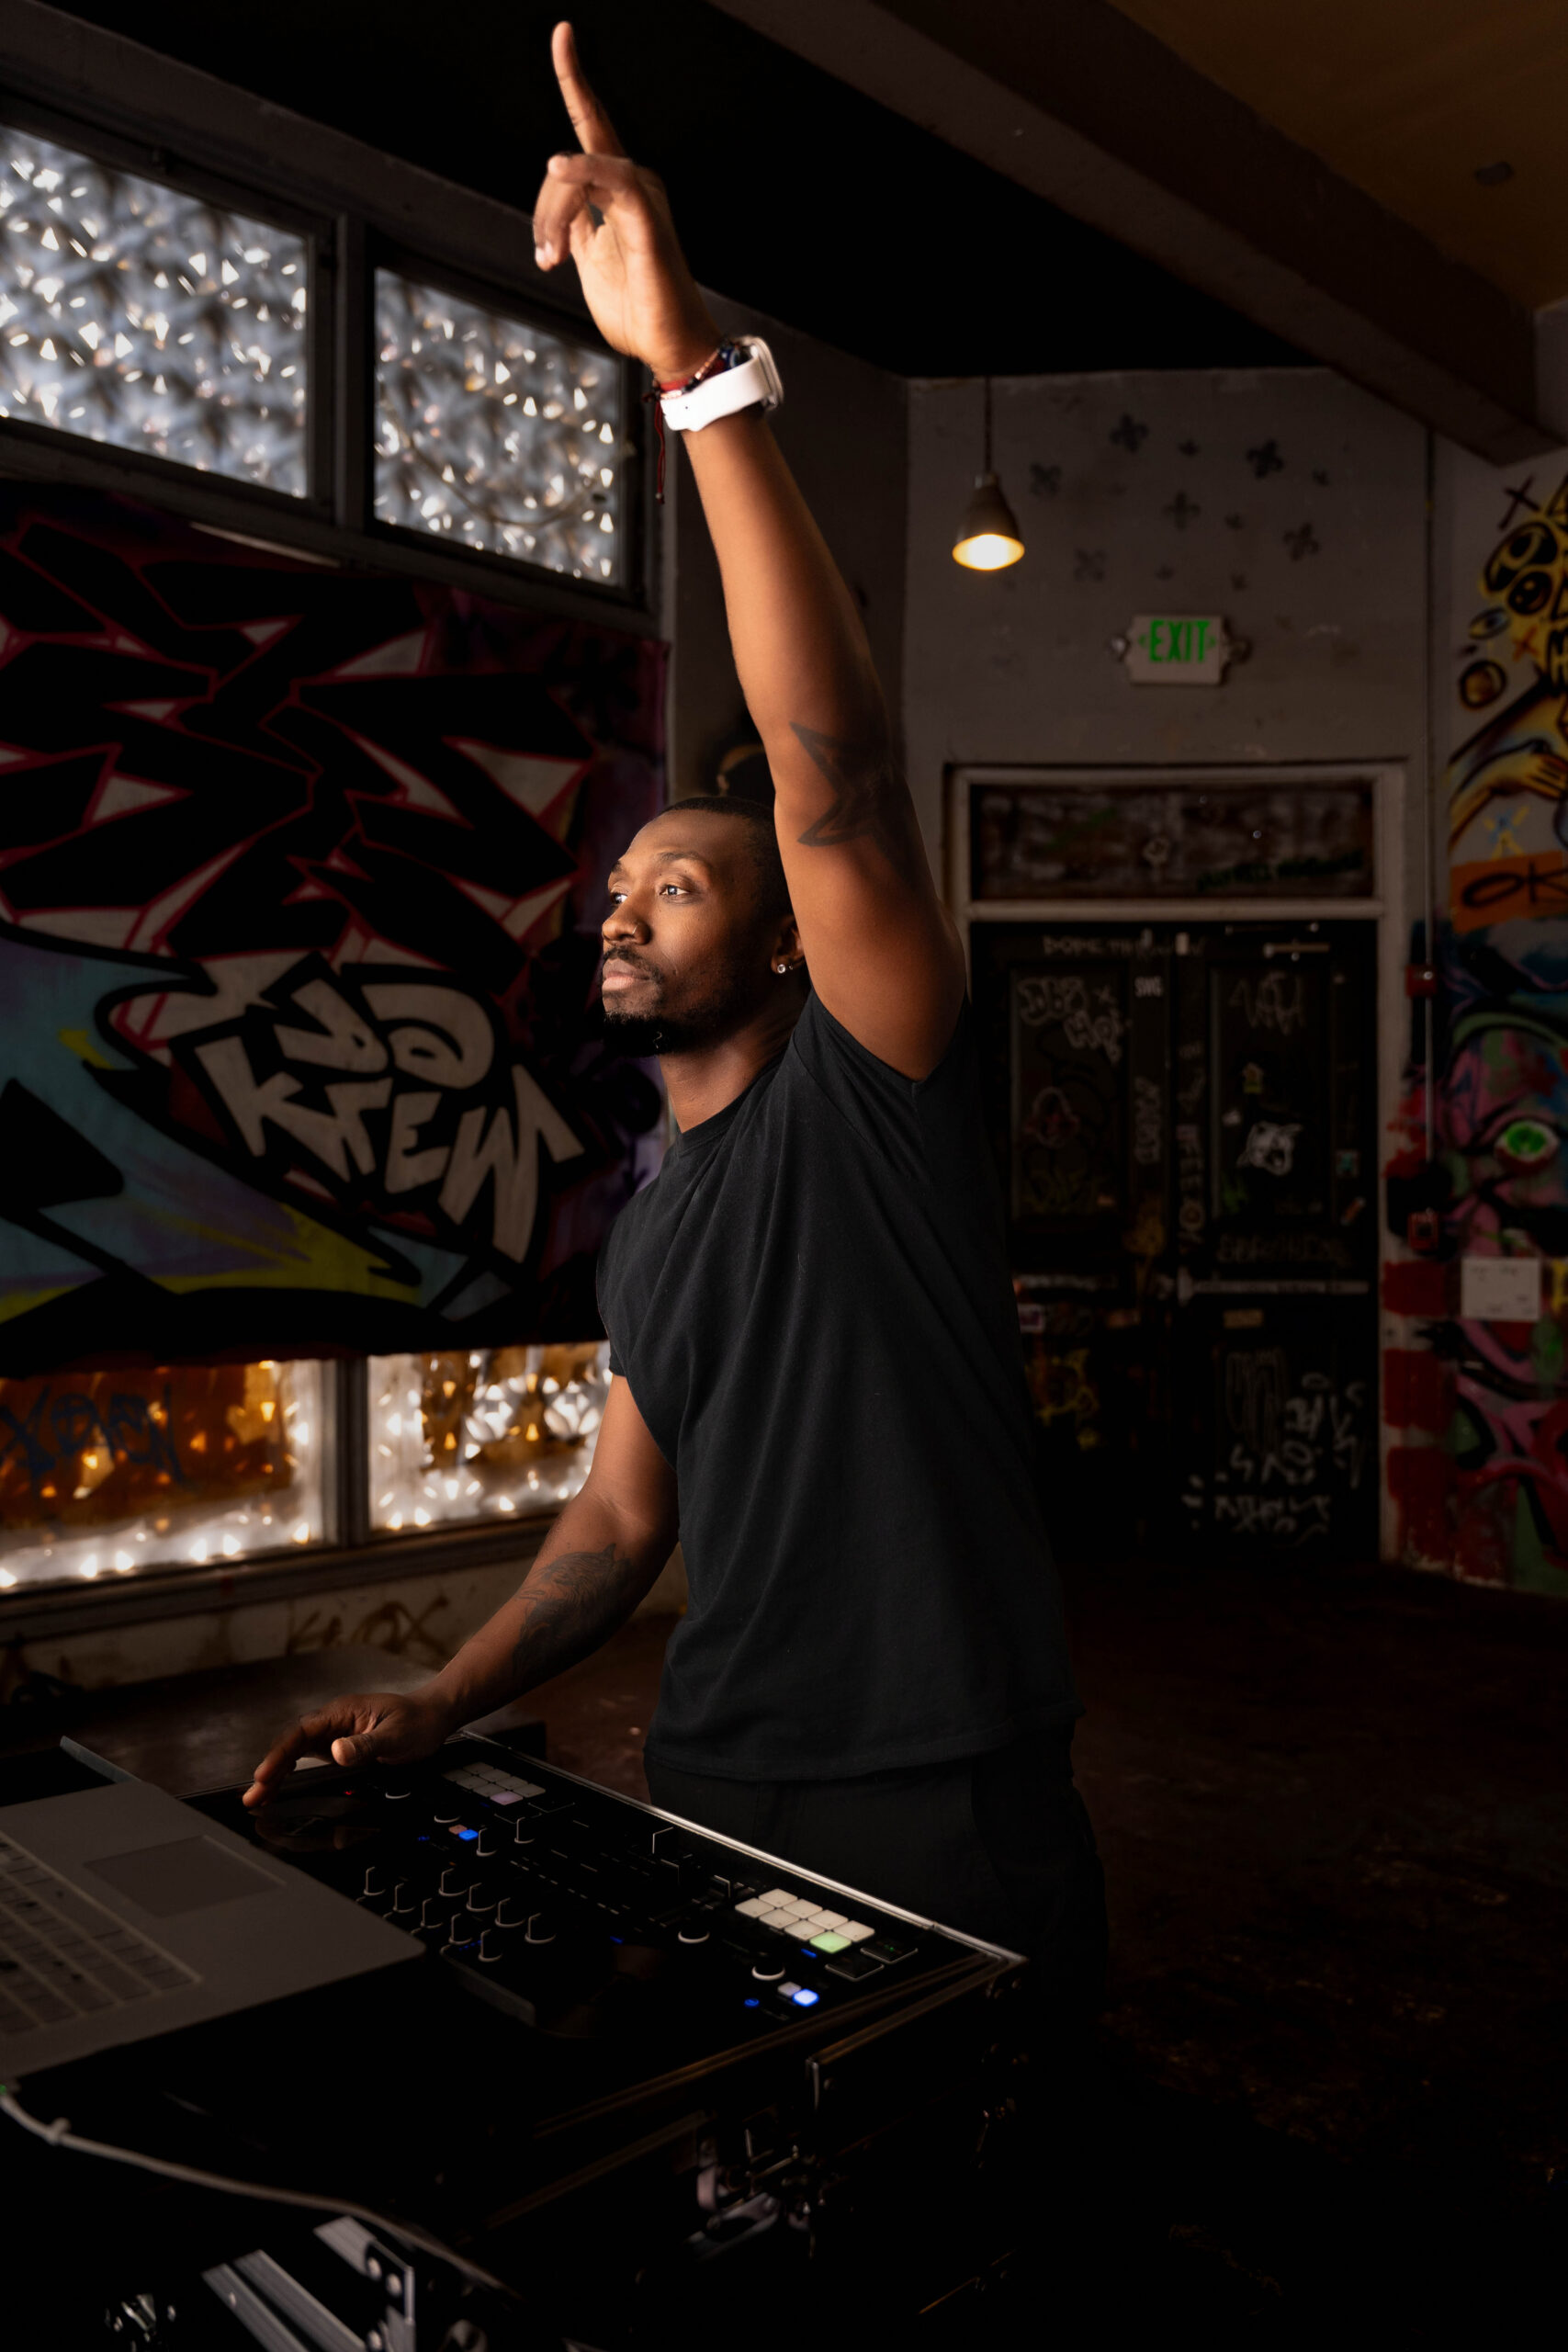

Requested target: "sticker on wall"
[
  {"left": 1459, "top": 1257, "right": 1541, "bottom": 1324},
  {"left": 1238, "top": 1120, "right": 1302, "bottom": 1177}
]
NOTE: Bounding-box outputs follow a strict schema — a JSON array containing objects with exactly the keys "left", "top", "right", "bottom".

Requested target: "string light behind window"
[
  {"left": 0, "top": 1360, "right": 326, "bottom": 1593},
  {"left": 374, "top": 270, "right": 623, "bottom": 581},
  {"left": 369, "top": 1346, "right": 609, "bottom": 1534},
  {"left": 0, "top": 128, "right": 308, "bottom": 494}
]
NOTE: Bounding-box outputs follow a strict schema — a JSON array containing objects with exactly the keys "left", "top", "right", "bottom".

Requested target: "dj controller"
[
  {"left": 10, "top": 1733, "right": 1032, "bottom": 2348},
  {"left": 220, "top": 1738, "right": 964, "bottom": 2049}
]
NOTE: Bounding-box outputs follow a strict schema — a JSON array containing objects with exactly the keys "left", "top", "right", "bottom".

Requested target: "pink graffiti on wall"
[{"left": 1392, "top": 474, "right": 1568, "bottom": 1594}]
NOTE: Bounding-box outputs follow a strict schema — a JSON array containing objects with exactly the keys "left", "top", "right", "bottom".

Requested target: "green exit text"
[{"left": 1144, "top": 617, "right": 1213, "bottom": 662}]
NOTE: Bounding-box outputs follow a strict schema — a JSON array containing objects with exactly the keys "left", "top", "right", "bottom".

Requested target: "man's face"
[{"left": 601, "top": 809, "right": 784, "bottom": 1051}]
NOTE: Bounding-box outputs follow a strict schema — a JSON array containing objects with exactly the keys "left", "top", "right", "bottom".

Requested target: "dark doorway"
[{"left": 973, "top": 920, "right": 1378, "bottom": 1564}]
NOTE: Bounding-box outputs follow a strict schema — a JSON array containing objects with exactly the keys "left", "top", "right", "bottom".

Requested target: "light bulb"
[{"left": 953, "top": 472, "right": 1024, "bottom": 571}]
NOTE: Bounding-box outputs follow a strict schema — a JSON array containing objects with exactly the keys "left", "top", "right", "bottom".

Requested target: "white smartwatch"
[{"left": 660, "top": 336, "right": 783, "bottom": 434}]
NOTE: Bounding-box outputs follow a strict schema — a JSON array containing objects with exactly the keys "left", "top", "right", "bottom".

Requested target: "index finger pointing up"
[{"left": 552, "top": 20, "right": 626, "bottom": 158}]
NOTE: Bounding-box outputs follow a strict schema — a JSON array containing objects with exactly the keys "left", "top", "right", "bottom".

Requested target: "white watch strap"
[{"left": 661, "top": 341, "right": 782, "bottom": 434}]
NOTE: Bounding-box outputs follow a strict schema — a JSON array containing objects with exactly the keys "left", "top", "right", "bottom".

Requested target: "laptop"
[{"left": 0, "top": 1770, "right": 419, "bottom": 2080}]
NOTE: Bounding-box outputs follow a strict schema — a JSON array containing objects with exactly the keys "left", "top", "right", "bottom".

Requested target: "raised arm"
[
  {"left": 243, "top": 1375, "right": 677, "bottom": 1802},
  {"left": 534, "top": 23, "right": 964, "bottom": 1079}
]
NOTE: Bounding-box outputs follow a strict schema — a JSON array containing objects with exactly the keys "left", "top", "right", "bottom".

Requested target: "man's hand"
[
  {"left": 241, "top": 1383, "right": 676, "bottom": 1811},
  {"left": 242, "top": 1687, "right": 457, "bottom": 1808},
  {"left": 532, "top": 21, "right": 719, "bottom": 383}
]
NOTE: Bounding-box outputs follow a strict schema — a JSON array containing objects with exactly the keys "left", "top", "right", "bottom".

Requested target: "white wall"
[{"left": 904, "top": 368, "right": 1428, "bottom": 870}]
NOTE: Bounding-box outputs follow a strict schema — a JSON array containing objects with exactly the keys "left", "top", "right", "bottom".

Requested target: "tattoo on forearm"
[
  {"left": 790, "top": 719, "right": 926, "bottom": 889},
  {"left": 508, "top": 1542, "right": 643, "bottom": 1690}
]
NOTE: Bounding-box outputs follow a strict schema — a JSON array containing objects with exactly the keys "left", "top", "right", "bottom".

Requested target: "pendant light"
[{"left": 952, "top": 377, "right": 1024, "bottom": 571}]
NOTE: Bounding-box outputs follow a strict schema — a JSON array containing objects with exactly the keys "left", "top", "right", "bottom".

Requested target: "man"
[{"left": 246, "top": 23, "right": 1103, "bottom": 2007}]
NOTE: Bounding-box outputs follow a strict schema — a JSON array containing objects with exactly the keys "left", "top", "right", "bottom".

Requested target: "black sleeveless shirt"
[{"left": 597, "top": 992, "right": 1079, "bottom": 1781}]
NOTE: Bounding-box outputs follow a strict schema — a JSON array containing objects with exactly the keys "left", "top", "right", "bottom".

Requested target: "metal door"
[{"left": 973, "top": 920, "right": 1378, "bottom": 1561}]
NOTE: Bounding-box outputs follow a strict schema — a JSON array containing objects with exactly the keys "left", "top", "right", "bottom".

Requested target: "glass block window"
[
  {"left": 375, "top": 270, "right": 624, "bottom": 581},
  {"left": 369, "top": 1345, "right": 608, "bottom": 1534},
  {"left": 0, "top": 127, "right": 308, "bottom": 494},
  {"left": 0, "top": 1359, "right": 328, "bottom": 1593}
]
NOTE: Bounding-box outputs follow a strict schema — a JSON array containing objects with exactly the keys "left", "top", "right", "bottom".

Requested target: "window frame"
[
  {"left": 0, "top": 27, "right": 660, "bottom": 1636},
  {"left": 362, "top": 237, "right": 647, "bottom": 612},
  {"left": 0, "top": 70, "right": 660, "bottom": 632},
  {"left": 0, "top": 92, "right": 337, "bottom": 523}
]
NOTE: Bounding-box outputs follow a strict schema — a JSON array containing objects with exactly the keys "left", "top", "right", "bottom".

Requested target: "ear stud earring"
[{"left": 776, "top": 962, "right": 788, "bottom": 973}]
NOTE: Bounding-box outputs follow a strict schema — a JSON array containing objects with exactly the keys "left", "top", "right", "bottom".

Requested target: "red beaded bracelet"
[{"left": 645, "top": 346, "right": 731, "bottom": 502}]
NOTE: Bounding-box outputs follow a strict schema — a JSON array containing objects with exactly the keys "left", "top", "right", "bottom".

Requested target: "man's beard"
[{"left": 601, "top": 955, "right": 749, "bottom": 1057}]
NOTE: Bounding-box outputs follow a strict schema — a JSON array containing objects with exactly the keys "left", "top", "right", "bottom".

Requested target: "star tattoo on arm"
[{"left": 790, "top": 718, "right": 928, "bottom": 891}]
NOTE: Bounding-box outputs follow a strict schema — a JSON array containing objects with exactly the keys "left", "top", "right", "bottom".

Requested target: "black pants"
[{"left": 645, "top": 1724, "right": 1107, "bottom": 2019}]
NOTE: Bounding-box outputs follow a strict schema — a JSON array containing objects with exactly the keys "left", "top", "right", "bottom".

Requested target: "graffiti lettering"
[
  {"left": 1217, "top": 1230, "right": 1349, "bottom": 1266},
  {"left": 1015, "top": 975, "right": 1125, "bottom": 1063},
  {"left": 1196, "top": 849, "right": 1365, "bottom": 895},
  {"left": 0, "top": 487, "right": 666, "bottom": 1371},
  {"left": 1176, "top": 1121, "right": 1205, "bottom": 1242},
  {"left": 186, "top": 963, "right": 585, "bottom": 1268},
  {"left": 1190, "top": 1351, "right": 1367, "bottom": 1544},
  {"left": 0, "top": 1382, "right": 185, "bottom": 1498},
  {"left": 1213, "top": 1491, "right": 1334, "bottom": 1543},
  {"left": 1134, "top": 1074, "right": 1162, "bottom": 1166},
  {"left": 1227, "top": 971, "right": 1306, "bottom": 1035},
  {"left": 0, "top": 1390, "right": 54, "bottom": 1484},
  {"left": 1450, "top": 850, "right": 1568, "bottom": 935},
  {"left": 439, "top": 1069, "right": 585, "bottom": 1261}
]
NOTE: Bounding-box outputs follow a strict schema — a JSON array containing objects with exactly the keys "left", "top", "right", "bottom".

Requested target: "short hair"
[{"left": 658, "top": 794, "right": 792, "bottom": 920}]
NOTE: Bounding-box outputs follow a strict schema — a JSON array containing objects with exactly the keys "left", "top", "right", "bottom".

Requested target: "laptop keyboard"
[{"left": 0, "top": 1831, "right": 197, "bottom": 2035}]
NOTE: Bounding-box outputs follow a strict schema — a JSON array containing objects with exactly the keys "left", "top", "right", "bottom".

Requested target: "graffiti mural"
[
  {"left": 0, "top": 487, "right": 664, "bottom": 1374},
  {"left": 1387, "top": 472, "right": 1568, "bottom": 1595}
]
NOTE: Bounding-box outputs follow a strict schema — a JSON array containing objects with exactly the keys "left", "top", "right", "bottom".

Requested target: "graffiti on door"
[{"left": 1185, "top": 1346, "right": 1370, "bottom": 1547}]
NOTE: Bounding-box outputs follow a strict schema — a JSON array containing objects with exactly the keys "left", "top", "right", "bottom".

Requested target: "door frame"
[{"left": 946, "top": 760, "right": 1408, "bottom": 1563}]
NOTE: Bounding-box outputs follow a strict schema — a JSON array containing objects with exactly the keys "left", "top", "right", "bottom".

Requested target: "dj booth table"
[{"left": 1, "top": 1657, "right": 1033, "bottom": 2348}]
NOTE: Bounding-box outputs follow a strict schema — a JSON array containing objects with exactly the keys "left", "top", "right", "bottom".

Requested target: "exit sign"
[{"left": 1123, "top": 614, "right": 1232, "bottom": 685}]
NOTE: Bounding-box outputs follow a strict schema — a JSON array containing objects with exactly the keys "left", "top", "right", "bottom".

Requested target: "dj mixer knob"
[
  {"left": 419, "top": 1896, "right": 448, "bottom": 1933},
  {"left": 438, "top": 1864, "right": 470, "bottom": 1898},
  {"left": 361, "top": 1867, "right": 386, "bottom": 1899},
  {"left": 525, "top": 1913, "right": 556, "bottom": 1945},
  {"left": 494, "top": 1896, "right": 528, "bottom": 1928},
  {"left": 478, "top": 1928, "right": 505, "bottom": 1964},
  {"left": 465, "top": 1883, "right": 498, "bottom": 1915},
  {"left": 476, "top": 1827, "right": 502, "bottom": 1857}
]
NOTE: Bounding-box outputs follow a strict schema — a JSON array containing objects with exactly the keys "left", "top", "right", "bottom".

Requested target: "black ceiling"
[{"left": 51, "top": 0, "right": 1302, "bottom": 376}]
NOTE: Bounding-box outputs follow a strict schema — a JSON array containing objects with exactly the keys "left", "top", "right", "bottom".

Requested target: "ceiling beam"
[{"left": 706, "top": 0, "right": 1558, "bottom": 461}]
